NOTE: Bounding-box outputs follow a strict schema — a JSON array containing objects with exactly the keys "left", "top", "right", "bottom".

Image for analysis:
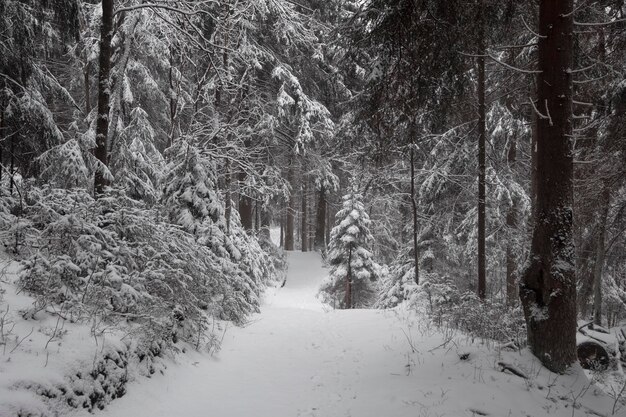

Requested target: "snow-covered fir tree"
[{"left": 319, "top": 189, "right": 379, "bottom": 308}]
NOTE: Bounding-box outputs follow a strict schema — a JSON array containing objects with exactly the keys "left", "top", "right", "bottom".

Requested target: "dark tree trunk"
[
  {"left": 285, "top": 167, "right": 295, "bottom": 250},
  {"left": 520, "top": 0, "right": 576, "bottom": 374},
  {"left": 325, "top": 202, "right": 331, "bottom": 246},
  {"left": 9, "top": 134, "right": 14, "bottom": 195},
  {"left": 301, "top": 180, "right": 308, "bottom": 252},
  {"left": 506, "top": 140, "right": 518, "bottom": 305},
  {"left": 238, "top": 171, "right": 254, "bottom": 231},
  {"left": 280, "top": 206, "right": 284, "bottom": 248},
  {"left": 84, "top": 61, "right": 91, "bottom": 115},
  {"left": 477, "top": 18, "right": 487, "bottom": 300},
  {"left": 345, "top": 247, "right": 353, "bottom": 309},
  {"left": 260, "top": 205, "right": 271, "bottom": 240},
  {"left": 225, "top": 161, "right": 232, "bottom": 234},
  {"left": 314, "top": 185, "right": 327, "bottom": 251},
  {"left": 410, "top": 146, "right": 420, "bottom": 285},
  {"left": 0, "top": 112, "right": 3, "bottom": 187},
  {"left": 94, "top": 0, "right": 114, "bottom": 195},
  {"left": 592, "top": 187, "right": 610, "bottom": 326}
]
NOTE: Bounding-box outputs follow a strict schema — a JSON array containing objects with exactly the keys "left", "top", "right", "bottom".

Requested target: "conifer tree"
[{"left": 319, "top": 189, "right": 378, "bottom": 308}]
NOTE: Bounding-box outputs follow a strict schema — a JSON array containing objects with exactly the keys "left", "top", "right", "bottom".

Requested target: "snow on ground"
[
  {"left": 0, "top": 255, "right": 128, "bottom": 416},
  {"left": 72, "top": 251, "right": 621, "bottom": 417}
]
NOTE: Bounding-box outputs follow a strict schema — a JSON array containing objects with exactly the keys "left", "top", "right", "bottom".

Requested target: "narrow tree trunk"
[
  {"left": 280, "top": 206, "right": 284, "bottom": 248},
  {"left": 260, "top": 205, "right": 271, "bottom": 240},
  {"left": 285, "top": 167, "right": 295, "bottom": 250},
  {"left": 84, "top": 61, "right": 91, "bottom": 115},
  {"left": 345, "top": 247, "right": 353, "bottom": 309},
  {"left": 225, "top": 159, "right": 232, "bottom": 234},
  {"left": 314, "top": 185, "right": 327, "bottom": 251},
  {"left": 239, "top": 171, "right": 254, "bottom": 231},
  {"left": 0, "top": 112, "right": 3, "bottom": 187},
  {"left": 325, "top": 202, "right": 331, "bottom": 246},
  {"left": 520, "top": 0, "right": 576, "bottom": 374},
  {"left": 410, "top": 146, "right": 420, "bottom": 285},
  {"left": 506, "top": 140, "right": 518, "bottom": 305},
  {"left": 9, "top": 134, "right": 14, "bottom": 195},
  {"left": 301, "top": 180, "right": 308, "bottom": 252},
  {"left": 94, "top": 0, "right": 114, "bottom": 195}
]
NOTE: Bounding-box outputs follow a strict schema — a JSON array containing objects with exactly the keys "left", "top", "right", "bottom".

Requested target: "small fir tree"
[{"left": 319, "top": 189, "right": 379, "bottom": 309}]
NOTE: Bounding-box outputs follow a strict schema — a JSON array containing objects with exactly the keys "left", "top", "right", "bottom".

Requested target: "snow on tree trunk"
[
  {"left": 520, "top": 0, "right": 577, "bottom": 374},
  {"left": 94, "top": 0, "right": 113, "bottom": 195}
]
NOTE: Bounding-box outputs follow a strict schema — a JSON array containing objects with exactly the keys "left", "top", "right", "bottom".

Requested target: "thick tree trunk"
[
  {"left": 477, "top": 6, "right": 487, "bottom": 300},
  {"left": 314, "top": 185, "right": 327, "bottom": 251},
  {"left": 506, "top": 140, "right": 518, "bottom": 305},
  {"left": 520, "top": 0, "right": 576, "bottom": 374},
  {"left": 410, "top": 146, "right": 420, "bottom": 285},
  {"left": 285, "top": 167, "right": 295, "bottom": 250},
  {"left": 239, "top": 171, "right": 254, "bottom": 231},
  {"left": 592, "top": 187, "right": 610, "bottom": 326},
  {"left": 94, "top": 0, "right": 113, "bottom": 195}
]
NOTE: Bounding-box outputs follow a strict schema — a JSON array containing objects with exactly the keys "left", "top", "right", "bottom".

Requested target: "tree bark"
[
  {"left": 410, "top": 146, "right": 420, "bottom": 285},
  {"left": 477, "top": 3, "right": 487, "bottom": 300},
  {"left": 301, "top": 179, "right": 308, "bottom": 252},
  {"left": 345, "top": 247, "right": 353, "bottom": 309},
  {"left": 94, "top": 0, "right": 114, "bottom": 195},
  {"left": 285, "top": 166, "right": 295, "bottom": 250},
  {"left": 314, "top": 185, "right": 327, "bottom": 251},
  {"left": 506, "top": 140, "right": 518, "bottom": 305},
  {"left": 9, "top": 134, "right": 14, "bottom": 195},
  {"left": 225, "top": 160, "right": 232, "bottom": 234},
  {"left": 520, "top": 0, "right": 577, "bottom": 374},
  {"left": 239, "top": 171, "right": 254, "bottom": 231},
  {"left": 592, "top": 187, "right": 610, "bottom": 326}
]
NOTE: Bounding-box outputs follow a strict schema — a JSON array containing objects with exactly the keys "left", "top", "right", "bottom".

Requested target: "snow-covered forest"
[{"left": 1, "top": 0, "right": 626, "bottom": 416}]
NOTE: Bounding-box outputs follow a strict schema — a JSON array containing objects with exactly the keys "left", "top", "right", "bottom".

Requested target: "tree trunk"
[
  {"left": 410, "top": 146, "right": 420, "bottom": 285},
  {"left": 314, "top": 185, "right": 327, "bottom": 251},
  {"left": 225, "top": 159, "right": 232, "bottom": 234},
  {"left": 520, "top": 0, "right": 576, "bottom": 374},
  {"left": 84, "top": 61, "right": 91, "bottom": 115},
  {"left": 0, "top": 112, "right": 3, "bottom": 187},
  {"left": 506, "top": 140, "right": 518, "bottom": 305},
  {"left": 285, "top": 167, "right": 295, "bottom": 250},
  {"left": 345, "top": 247, "right": 353, "bottom": 309},
  {"left": 260, "top": 205, "right": 271, "bottom": 240},
  {"left": 477, "top": 4, "right": 487, "bottom": 300},
  {"left": 592, "top": 187, "right": 610, "bottom": 326},
  {"left": 239, "top": 171, "right": 254, "bottom": 231},
  {"left": 301, "top": 180, "right": 308, "bottom": 252},
  {"left": 9, "top": 134, "right": 15, "bottom": 195},
  {"left": 94, "top": 0, "right": 113, "bottom": 195}
]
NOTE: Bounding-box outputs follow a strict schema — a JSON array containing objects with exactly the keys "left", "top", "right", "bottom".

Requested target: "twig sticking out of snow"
[{"left": 497, "top": 361, "right": 528, "bottom": 379}]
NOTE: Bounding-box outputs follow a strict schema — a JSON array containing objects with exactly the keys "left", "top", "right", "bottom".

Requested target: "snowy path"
[
  {"left": 83, "top": 252, "right": 618, "bottom": 417},
  {"left": 85, "top": 252, "right": 433, "bottom": 417}
]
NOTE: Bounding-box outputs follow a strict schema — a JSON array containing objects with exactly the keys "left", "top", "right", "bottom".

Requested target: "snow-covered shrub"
[
  {"left": 17, "top": 186, "right": 274, "bottom": 350},
  {"left": 424, "top": 283, "right": 526, "bottom": 347},
  {"left": 319, "top": 190, "right": 379, "bottom": 308},
  {"left": 376, "top": 246, "right": 419, "bottom": 308}
]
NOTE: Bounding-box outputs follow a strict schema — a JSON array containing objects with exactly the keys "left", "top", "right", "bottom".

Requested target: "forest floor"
[{"left": 70, "top": 251, "right": 620, "bottom": 417}]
